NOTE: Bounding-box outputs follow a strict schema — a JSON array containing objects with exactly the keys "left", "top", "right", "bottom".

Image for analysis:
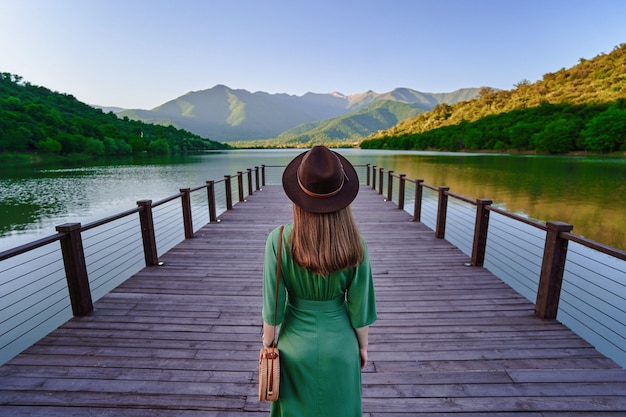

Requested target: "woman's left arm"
[
  {"left": 263, "top": 322, "right": 279, "bottom": 347},
  {"left": 355, "top": 326, "right": 370, "bottom": 369},
  {"left": 262, "top": 227, "right": 286, "bottom": 346}
]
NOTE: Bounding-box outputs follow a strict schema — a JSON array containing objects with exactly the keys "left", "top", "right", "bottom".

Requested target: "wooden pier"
[{"left": 0, "top": 185, "right": 625, "bottom": 416}]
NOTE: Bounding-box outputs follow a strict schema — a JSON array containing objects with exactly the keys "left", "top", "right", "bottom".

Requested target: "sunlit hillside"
[{"left": 362, "top": 44, "right": 626, "bottom": 153}]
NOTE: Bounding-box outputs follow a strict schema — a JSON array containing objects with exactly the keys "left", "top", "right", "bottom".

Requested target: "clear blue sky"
[{"left": 1, "top": 0, "right": 624, "bottom": 109}]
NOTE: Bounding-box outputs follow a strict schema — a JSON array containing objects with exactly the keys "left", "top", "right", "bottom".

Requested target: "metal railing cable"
[
  {"left": 1, "top": 162, "right": 624, "bottom": 369},
  {"left": 369, "top": 164, "right": 625, "bottom": 368}
]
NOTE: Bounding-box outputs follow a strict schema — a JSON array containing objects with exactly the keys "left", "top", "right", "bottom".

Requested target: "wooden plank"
[{"left": 0, "top": 185, "right": 625, "bottom": 416}]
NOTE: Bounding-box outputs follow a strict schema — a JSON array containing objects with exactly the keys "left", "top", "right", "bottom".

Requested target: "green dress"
[{"left": 262, "top": 224, "right": 377, "bottom": 417}]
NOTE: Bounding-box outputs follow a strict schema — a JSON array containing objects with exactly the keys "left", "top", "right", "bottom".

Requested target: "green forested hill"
[
  {"left": 0, "top": 73, "right": 229, "bottom": 158},
  {"left": 274, "top": 100, "right": 430, "bottom": 146},
  {"left": 362, "top": 44, "right": 626, "bottom": 153}
]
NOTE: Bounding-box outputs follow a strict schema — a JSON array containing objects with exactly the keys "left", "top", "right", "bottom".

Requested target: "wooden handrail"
[
  {"left": 0, "top": 234, "right": 62, "bottom": 262},
  {"left": 487, "top": 205, "right": 548, "bottom": 231},
  {"left": 0, "top": 165, "right": 263, "bottom": 323},
  {"left": 82, "top": 207, "right": 140, "bottom": 231},
  {"left": 2, "top": 163, "right": 624, "bottom": 328},
  {"left": 371, "top": 164, "right": 625, "bottom": 323},
  {"left": 153, "top": 193, "right": 184, "bottom": 208},
  {"left": 445, "top": 190, "right": 476, "bottom": 205},
  {"left": 561, "top": 232, "right": 626, "bottom": 261}
]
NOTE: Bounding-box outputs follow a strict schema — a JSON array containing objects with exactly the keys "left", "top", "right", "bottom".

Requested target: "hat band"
[{"left": 297, "top": 171, "right": 347, "bottom": 199}]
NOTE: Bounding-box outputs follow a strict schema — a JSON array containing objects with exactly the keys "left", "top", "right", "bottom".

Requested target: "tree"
[
  {"left": 56, "top": 133, "right": 86, "bottom": 154},
  {"left": 505, "top": 121, "right": 542, "bottom": 150},
  {"left": 102, "top": 137, "right": 119, "bottom": 155},
  {"left": 462, "top": 128, "right": 485, "bottom": 150},
  {"left": 148, "top": 138, "right": 171, "bottom": 154},
  {"left": 581, "top": 106, "right": 626, "bottom": 152},
  {"left": 128, "top": 137, "right": 146, "bottom": 153},
  {"left": 114, "top": 138, "right": 133, "bottom": 154},
  {"left": 84, "top": 137, "right": 105, "bottom": 156},
  {"left": 35, "top": 138, "right": 62, "bottom": 153},
  {"left": 533, "top": 116, "right": 582, "bottom": 153},
  {"left": 431, "top": 103, "right": 453, "bottom": 121}
]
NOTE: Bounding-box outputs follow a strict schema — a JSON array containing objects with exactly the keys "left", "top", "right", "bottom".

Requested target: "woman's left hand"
[{"left": 359, "top": 346, "right": 368, "bottom": 369}]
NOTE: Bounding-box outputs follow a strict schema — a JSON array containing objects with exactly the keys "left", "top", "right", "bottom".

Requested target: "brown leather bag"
[
  {"left": 258, "top": 226, "right": 284, "bottom": 402},
  {"left": 258, "top": 345, "right": 280, "bottom": 401}
]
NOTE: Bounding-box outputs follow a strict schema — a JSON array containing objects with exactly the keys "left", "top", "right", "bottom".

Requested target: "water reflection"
[
  {"left": 0, "top": 150, "right": 625, "bottom": 367},
  {"left": 0, "top": 150, "right": 625, "bottom": 251},
  {"left": 348, "top": 153, "right": 626, "bottom": 250}
]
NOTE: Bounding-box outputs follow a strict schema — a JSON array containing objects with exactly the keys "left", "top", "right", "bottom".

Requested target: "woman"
[{"left": 262, "top": 146, "right": 377, "bottom": 416}]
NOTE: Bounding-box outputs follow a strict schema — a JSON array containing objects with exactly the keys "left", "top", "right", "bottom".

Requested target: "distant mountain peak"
[
  {"left": 330, "top": 91, "right": 347, "bottom": 99},
  {"left": 117, "top": 86, "right": 481, "bottom": 142}
]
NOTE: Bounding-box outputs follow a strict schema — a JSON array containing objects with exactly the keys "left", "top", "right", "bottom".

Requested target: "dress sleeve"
[
  {"left": 346, "top": 239, "right": 377, "bottom": 328},
  {"left": 262, "top": 226, "right": 287, "bottom": 326}
]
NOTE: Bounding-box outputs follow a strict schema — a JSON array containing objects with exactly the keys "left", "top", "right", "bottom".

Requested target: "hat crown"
[
  {"left": 297, "top": 146, "right": 345, "bottom": 197},
  {"left": 282, "top": 145, "right": 359, "bottom": 214}
]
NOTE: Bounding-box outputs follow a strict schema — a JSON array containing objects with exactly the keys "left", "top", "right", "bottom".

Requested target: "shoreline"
[{"left": 2, "top": 148, "right": 624, "bottom": 168}]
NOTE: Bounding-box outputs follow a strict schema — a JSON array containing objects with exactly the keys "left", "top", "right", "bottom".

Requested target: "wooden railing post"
[
  {"left": 224, "top": 175, "right": 233, "bottom": 210},
  {"left": 435, "top": 186, "right": 450, "bottom": 239},
  {"left": 255, "top": 166, "right": 260, "bottom": 191},
  {"left": 372, "top": 166, "right": 377, "bottom": 190},
  {"left": 261, "top": 165, "right": 266, "bottom": 187},
  {"left": 535, "top": 221, "right": 574, "bottom": 319},
  {"left": 180, "top": 188, "right": 194, "bottom": 239},
  {"left": 56, "top": 222, "right": 93, "bottom": 317},
  {"left": 387, "top": 170, "right": 394, "bottom": 202},
  {"left": 398, "top": 174, "right": 406, "bottom": 210},
  {"left": 206, "top": 180, "right": 217, "bottom": 222},
  {"left": 247, "top": 169, "right": 253, "bottom": 196},
  {"left": 237, "top": 171, "right": 244, "bottom": 203},
  {"left": 471, "top": 199, "right": 492, "bottom": 266},
  {"left": 137, "top": 200, "right": 158, "bottom": 267},
  {"left": 413, "top": 179, "right": 424, "bottom": 222},
  {"left": 378, "top": 168, "right": 384, "bottom": 194},
  {"left": 366, "top": 164, "right": 371, "bottom": 186}
]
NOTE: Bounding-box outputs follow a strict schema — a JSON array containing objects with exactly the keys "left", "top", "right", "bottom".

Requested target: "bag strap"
[
  {"left": 268, "top": 225, "right": 284, "bottom": 393},
  {"left": 272, "top": 225, "right": 284, "bottom": 343}
]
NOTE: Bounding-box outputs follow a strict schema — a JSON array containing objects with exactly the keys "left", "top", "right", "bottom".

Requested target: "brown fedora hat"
[{"left": 282, "top": 146, "right": 359, "bottom": 213}]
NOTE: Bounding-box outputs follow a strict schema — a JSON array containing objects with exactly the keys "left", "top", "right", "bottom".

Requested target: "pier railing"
[
  {"left": 1, "top": 163, "right": 624, "bottom": 367},
  {"left": 0, "top": 166, "right": 265, "bottom": 364},
  {"left": 366, "top": 164, "right": 625, "bottom": 367}
]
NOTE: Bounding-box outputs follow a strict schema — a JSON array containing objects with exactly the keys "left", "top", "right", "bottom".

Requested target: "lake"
[
  {"left": 3, "top": 149, "right": 624, "bottom": 252},
  {"left": 0, "top": 149, "right": 625, "bottom": 367}
]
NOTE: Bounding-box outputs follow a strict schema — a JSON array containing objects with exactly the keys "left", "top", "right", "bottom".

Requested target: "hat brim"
[{"left": 282, "top": 149, "right": 359, "bottom": 214}]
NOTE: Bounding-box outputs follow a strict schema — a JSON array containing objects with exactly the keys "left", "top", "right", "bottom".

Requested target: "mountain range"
[{"left": 114, "top": 86, "right": 481, "bottom": 144}]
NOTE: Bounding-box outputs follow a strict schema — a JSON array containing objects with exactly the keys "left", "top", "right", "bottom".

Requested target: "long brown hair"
[{"left": 290, "top": 204, "right": 364, "bottom": 276}]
